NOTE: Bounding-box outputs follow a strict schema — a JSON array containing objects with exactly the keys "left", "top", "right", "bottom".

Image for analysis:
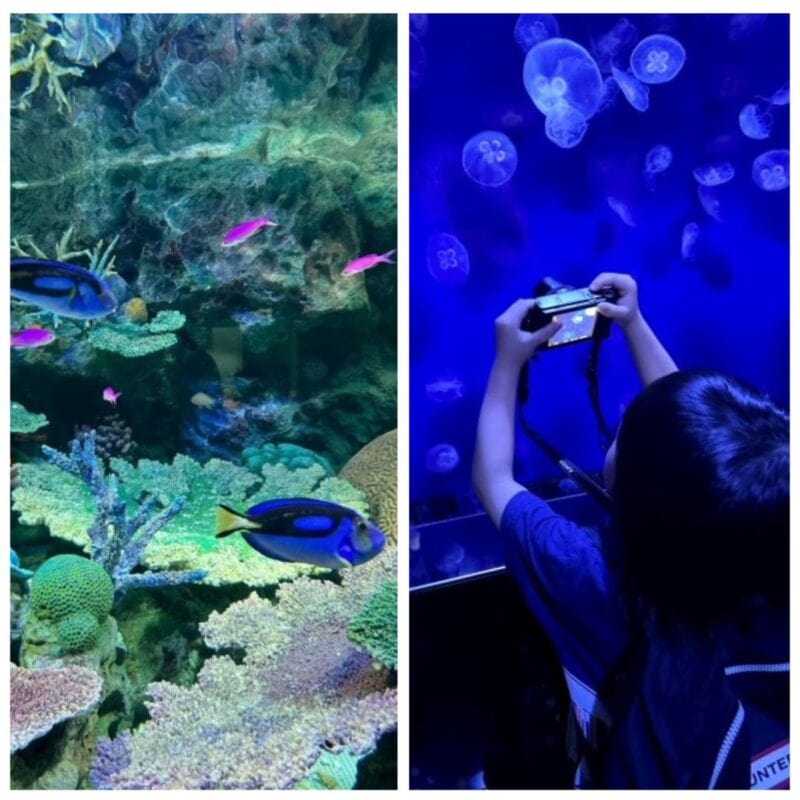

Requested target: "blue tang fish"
[
  {"left": 216, "top": 498, "right": 386, "bottom": 569},
  {"left": 11, "top": 258, "right": 117, "bottom": 319}
]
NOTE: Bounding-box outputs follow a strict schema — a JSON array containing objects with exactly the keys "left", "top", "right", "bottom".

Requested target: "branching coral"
[
  {"left": 11, "top": 15, "right": 84, "bottom": 113},
  {"left": 13, "top": 445, "right": 369, "bottom": 587},
  {"left": 91, "top": 564, "right": 397, "bottom": 789},
  {"left": 11, "top": 401, "right": 49, "bottom": 434},
  {"left": 11, "top": 663, "right": 103, "bottom": 753},
  {"left": 12, "top": 225, "right": 119, "bottom": 277},
  {"left": 38, "top": 432, "right": 206, "bottom": 598}
]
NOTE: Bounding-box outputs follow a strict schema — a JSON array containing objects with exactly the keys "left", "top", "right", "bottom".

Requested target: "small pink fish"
[
  {"left": 103, "top": 386, "right": 122, "bottom": 406},
  {"left": 341, "top": 249, "right": 396, "bottom": 276},
  {"left": 221, "top": 216, "right": 278, "bottom": 247},
  {"left": 10, "top": 328, "right": 56, "bottom": 348}
]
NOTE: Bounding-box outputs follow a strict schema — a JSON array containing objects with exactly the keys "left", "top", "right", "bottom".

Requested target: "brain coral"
[
  {"left": 340, "top": 429, "right": 397, "bottom": 543},
  {"left": 30, "top": 555, "right": 113, "bottom": 654}
]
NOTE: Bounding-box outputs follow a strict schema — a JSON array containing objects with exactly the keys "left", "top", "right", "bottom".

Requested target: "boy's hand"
[
  {"left": 590, "top": 273, "right": 642, "bottom": 329},
  {"left": 494, "top": 299, "right": 561, "bottom": 368}
]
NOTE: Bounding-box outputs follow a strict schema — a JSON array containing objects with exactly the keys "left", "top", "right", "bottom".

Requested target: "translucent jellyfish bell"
[
  {"left": 693, "top": 162, "right": 735, "bottom": 187},
  {"left": 630, "top": 34, "right": 686, "bottom": 85},
  {"left": 544, "top": 102, "right": 589, "bottom": 149},
  {"left": 410, "top": 34, "right": 427, "bottom": 90},
  {"left": 644, "top": 144, "right": 673, "bottom": 175},
  {"left": 425, "top": 373, "right": 466, "bottom": 404},
  {"left": 728, "top": 14, "right": 767, "bottom": 43},
  {"left": 425, "top": 443, "right": 460, "bottom": 474},
  {"left": 462, "top": 131, "right": 518, "bottom": 187},
  {"left": 593, "top": 17, "right": 639, "bottom": 74},
  {"left": 523, "top": 38, "right": 604, "bottom": 119},
  {"left": 681, "top": 222, "right": 700, "bottom": 260},
  {"left": 752, "top": 149, "right": 790, "bottom": 191},
  {"left": 607, "top": 196, "right": 636, "bottom": 227},
  {"left": 697, "top": 185, "right": 723, "bottom": 222},
  {"left": 514, "top": 14, "right": 559, "bottom": 53},
  {"left": 597, "top": 76, "right": 621, "bottom": 113},
  {"left": 738, "top": 102, "right": 772, "bottom": 140},
  {"left": 426, "top": 233, "right": 470, "bottom": 286},
  {"left": 770, "top": 83, "right": 789, "bottom": 107},
  {"left": 612, "top": 66, "right": 649, "bottom": 112}
]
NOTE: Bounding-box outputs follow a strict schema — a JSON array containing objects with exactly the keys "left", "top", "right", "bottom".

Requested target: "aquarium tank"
[
  {"left": 10, "top": 13, "right": 397, "bottom": 790},
  {"left": 410, "top": 13, "right": 788, "bottom": 517}
]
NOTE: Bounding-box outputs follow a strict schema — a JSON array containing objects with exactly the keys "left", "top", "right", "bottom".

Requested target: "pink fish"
[
  {"left": 221, "top": 216, "right": 278, "bottom": 247},
  {"left": 341, "top": 249, "right": 396, "bottom": 276},
  {"left": 11, "top": 328, "right": 56, "bottom": 348},
  {"left": 103, "top": 386, "right": 122, "bottom": 406}
]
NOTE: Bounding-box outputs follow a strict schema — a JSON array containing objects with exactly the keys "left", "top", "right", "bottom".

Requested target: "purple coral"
[{"left": 11, "top": 663, "right": 103, "bottom": 753}]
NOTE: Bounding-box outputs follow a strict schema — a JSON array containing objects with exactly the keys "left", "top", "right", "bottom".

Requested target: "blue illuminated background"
[{"left": 410, "top": 13, "right": 789, "bottom": 510}]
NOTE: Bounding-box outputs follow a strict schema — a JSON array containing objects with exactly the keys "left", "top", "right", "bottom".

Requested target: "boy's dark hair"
[{"left": 613, "top": 370, "right": 789, "bottom": 628}]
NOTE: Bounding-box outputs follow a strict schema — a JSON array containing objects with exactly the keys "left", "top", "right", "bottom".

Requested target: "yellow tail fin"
[{"left": 216, "top": 505, "right": 260, "bottom": 538}]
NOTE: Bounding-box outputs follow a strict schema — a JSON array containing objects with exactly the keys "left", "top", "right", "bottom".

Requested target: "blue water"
[{"left": 411, "top": 13, "right": 789, "bottom": 507}]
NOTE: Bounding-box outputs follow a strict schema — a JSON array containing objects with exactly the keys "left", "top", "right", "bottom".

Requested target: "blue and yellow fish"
[
  {"left": 216, "top": 498, "right": 386, "bottom": 569},
  {"left": 11, "top": 258, "right": 117, "bottom": 320}
]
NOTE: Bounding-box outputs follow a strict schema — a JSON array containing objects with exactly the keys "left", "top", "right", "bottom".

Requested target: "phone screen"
[{"left": 547, "top": 306, "right": 598, "bottom": 347}]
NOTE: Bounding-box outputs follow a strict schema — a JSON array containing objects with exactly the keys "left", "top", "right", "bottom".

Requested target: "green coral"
[
  {"left": 30, "top": 555, "right": 113, "bottom": 655},
  {"left": 295, "top": 749, "right": 359, "bottom": 790},
  {"left": 88, "top": 310, "right": 186, "bottom": 358},
  {"left": 242, "top": 442, "right": 334, "bottom": 476},
  {"left": 11, "top": 401, "right": 49, "bottom": 434},
  {"left": 13, "top": 454, "right": 370, "bottom": 587},
  {"left": 347, "top": 580, "right": 397, "bottom": 670}
]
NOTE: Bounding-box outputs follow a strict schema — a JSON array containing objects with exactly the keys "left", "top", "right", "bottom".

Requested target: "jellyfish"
[
  {"left": 434, "top": 542, "right": 466, "bottom": 575},
  {"left": 596, "top": 76, "right": 621, "bottom": 113},
  {"left": 738, "top": 102, "right": 772, "bottom": 140},
  {"left": 462, "top": 131, "right": 518, "bottom": 187},
  {"left": 410, "top": 34, "right": 427, "bottom": 90},
  {"left": 544, "top": 103, "right": 589, "bottom": 149},
  {"left": 644, "top": 144, "right": 673, "bottom": 175},
  {"left": 728, "top": 14, "right": 768, "bottom": 43},
  {"left": 697, "top": 185, "right": 723, "bottom": 222},
  {"left": 770, "top": 83, "right": 789, "bottom": 106},
  {"left": 607, "top": 196, "right": 636, "bottom": 227},
  {"left": 425, "top": 374, "right": 466, "bottom": 403},
  {"left": 523, "top": 38, "right": 604, "bottom": 119},
  {"left": 426, "top": 233, "right": 470, "bottom": 286},
  {"left": 692, "top": 162, "right": 735, "bottom": 187},
  {"left": 752, "top": 150, "right": 790, "bottom": 191},
  {"left": 425, "top": 443, "right": 460, "bottom": 474},
  {"left": 514, "top": 14, "right": 559, "bottom": 53},
  {"left": 592, "top": 17, "right": 639, "bottom": 74},
  {"left": 410, "top": 13, "right": 429, "bottom": 37},
  {"left": 630, "top": 34, "right": 686, "bottom": 85},
  {"left": 611, "top": 67, "right": 649, "bottom": 112},
  {"left": 681, "top": 222, "right": 700, "bottom": 261}
]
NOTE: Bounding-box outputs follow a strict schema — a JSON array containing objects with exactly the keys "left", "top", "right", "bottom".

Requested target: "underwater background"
[
  {"left": 11, "top": 14, "right": 397, "bottom": 789},
  {"left": 410, "top": 13, "right": 789, "bottom": 514}
]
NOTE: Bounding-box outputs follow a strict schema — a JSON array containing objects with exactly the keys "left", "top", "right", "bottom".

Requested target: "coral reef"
[
  {"left": 75, "top": 413, "right": 137, "bottom": 463},
  {"left": 28, "top": 555, "right": 113, "bottom": 656},
  {"left": 10, "top": 15, "right": 84, "bottom": 112},
  {"left": 88, "top": 310, "right": 186, "bottom": 358},
  {"left": 11, "top": 663, "right": 103, "bottom": 753},
  {"left": 347, "top": 580, "right": 397, "bottom": 670},
  {"left": 122, "top": 297, "right": 148, "bottom": 323},
  {"left": 340, "top": 429, "right": 397, "bottom": 542},
  {"left": 11, "top": 401, "right": 49, "bottom": 434},
  {"left": 242, "top": 441, "right": 334, "bottom": 476},
  {"left": 296, "top": 750, "right": 360, "bottom": 790},
  {"left": 13, "top": 442, "right": 369, "bottom": 587},
  {"left": 91, "top": 560, "right": 397, "bottom": 789},
  {"left": 36, "top": 433, "right": 206, "bottom": 597}
]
